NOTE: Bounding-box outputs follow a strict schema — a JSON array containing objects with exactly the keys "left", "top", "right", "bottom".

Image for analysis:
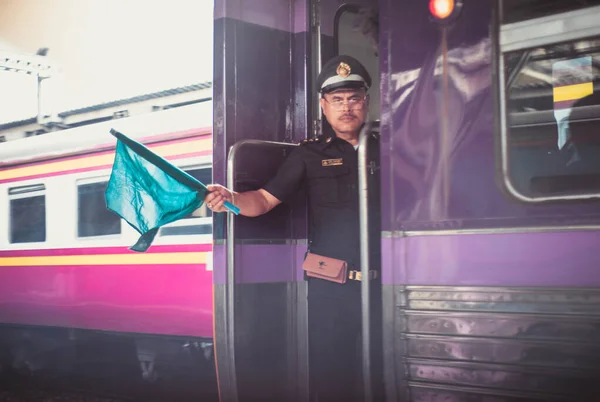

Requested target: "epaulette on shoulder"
[{"left": 298, "top": 137, "right": 321, "bottom": 146}]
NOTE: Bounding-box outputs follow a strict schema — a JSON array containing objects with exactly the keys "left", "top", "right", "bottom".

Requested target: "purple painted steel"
[
  {"left": 377, "top": 1, "right": 600, "bottom": 400},
  {"left": 294, "top": 0, "right": 308, "bottom": 33},
  {"left": 213, "top": 243, "right": 227, "bottom": 285},
  {"left": 380, "top": 237, "right": 394, "bottom": 286},
  {"left": 379, "top": 0, "right": 600, "bottom": 235},
  {"left": 213, "top": 0, "right": 376, "bottom": 35},
  {"left": 212, "top": 15, "right": 303, "bottom": 185},
  {"left": 213, "top": 0, "right": 374, "bottom": 35},
  {"left": 319, "top": 0, "right": 375, "bottom": 36},
  {"left": 213, "top": 244, "right": 307, "bottom": 285},
  {"left": 213, "top": 3, "right": 310, "bottom": 289},
  {"left": 235, "top": 244, "right": 306, "bottom": 283},
  {"left": 212, "top": 14, "right": 295, "bottom": 229},
  {"left": 214, "top": 0, "right": 308, "bottom": 33},
  {"left": 382, "top": 230, "right": 600, "bottom": 286}
]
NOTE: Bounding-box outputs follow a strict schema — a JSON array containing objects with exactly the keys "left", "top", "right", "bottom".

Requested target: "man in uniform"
[{"left": 204, "top": 55, "right": 381, "bottom": 402}]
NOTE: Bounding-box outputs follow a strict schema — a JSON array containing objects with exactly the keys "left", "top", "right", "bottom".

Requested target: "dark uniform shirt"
[{"left": 263, "top": 132, "right": 380, "bottom": 269}]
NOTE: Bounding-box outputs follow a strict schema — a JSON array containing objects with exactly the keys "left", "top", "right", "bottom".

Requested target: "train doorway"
[{"left": 211, "top": 1, "right": 382, "bottom": 401}]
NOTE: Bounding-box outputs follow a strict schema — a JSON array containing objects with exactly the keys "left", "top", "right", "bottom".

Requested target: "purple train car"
[{"left": 213, "top": 0, "right": 600, "bottom": 401}]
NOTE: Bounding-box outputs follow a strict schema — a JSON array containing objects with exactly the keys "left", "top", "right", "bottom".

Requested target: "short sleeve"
[{"left": 262, "top": 147, "right": 306, "bottom": 202}]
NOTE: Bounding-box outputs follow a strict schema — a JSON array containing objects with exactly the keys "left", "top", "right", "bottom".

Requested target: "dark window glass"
[
  {"left": 185, "top": 168, "right": 212, "bottom": 218},
  {"left": 9, "top": 185, "right": 46, "bottom": 243},
  {"left": 159, "top": 224, "right": 212, "bottom": 236},
  {"left": 159, "top": 167, "right": 213, "bottom": 237},
  {"left": 78, "top": 181, "right": 121, "bottom": 237},
  {"left": 335, "top": 6, "right": 380, "bottom": 122},
  {"left": 505, "top": 39, "right": 600, "bottom": 197}
]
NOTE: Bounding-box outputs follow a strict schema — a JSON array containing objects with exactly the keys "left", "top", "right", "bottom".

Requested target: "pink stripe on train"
[{"left": 0, "top": 263, "right": 214, "bottom": 337}]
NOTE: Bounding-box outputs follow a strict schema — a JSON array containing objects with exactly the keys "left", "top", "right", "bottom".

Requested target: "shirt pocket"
[{"left": 307, "top": 164, "right": 350, "bottom": 206}]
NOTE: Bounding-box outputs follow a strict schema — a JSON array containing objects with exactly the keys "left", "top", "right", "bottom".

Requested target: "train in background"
[{"left": 0, "top": 101, "right": 216, "bottom": 396}]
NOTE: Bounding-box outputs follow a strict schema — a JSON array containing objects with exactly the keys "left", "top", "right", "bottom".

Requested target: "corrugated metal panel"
[{"left": 387, "top": 286, "right": 600, "bottom": 401}]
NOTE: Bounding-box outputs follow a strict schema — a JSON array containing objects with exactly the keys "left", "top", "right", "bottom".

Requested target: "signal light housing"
[{"left": 429, "top": 0, "right": 462, "bottom": 23}]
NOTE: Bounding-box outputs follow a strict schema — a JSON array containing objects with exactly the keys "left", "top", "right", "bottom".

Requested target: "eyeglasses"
[{"left": 322, "top": 95, "right": 367, "bottom": 110}]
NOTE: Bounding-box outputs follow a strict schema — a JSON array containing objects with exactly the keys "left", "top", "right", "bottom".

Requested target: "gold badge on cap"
[{"left": 336, "top": 62, "right": 351, "bottom": 78}]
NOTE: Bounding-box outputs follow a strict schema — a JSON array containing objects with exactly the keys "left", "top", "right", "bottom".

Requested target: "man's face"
[{"left": 320, "top": 88, "right": 369, "bottom": 136}]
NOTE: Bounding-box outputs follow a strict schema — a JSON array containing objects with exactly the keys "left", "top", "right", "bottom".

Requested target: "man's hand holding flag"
[{"left": 105, "top": 129, "right": 239, "bottom": 252}]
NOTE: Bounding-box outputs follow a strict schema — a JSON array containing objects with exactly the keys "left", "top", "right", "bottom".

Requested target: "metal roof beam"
[{"left": 0, "top": 50, "right": 55, "bottom": 78}]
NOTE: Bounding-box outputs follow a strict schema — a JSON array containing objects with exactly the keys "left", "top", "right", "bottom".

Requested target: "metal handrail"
[
  {"left": 358, "top": 121, "right": 376, "bottom": 402},
  {"left": 225, "top": 142, "right": 240, "bottom": 402},
  {"left": 224, "top": 139, "right": 299, "bottom": 402}
]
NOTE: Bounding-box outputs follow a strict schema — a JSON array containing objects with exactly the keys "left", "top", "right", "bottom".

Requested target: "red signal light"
[{"left": 429, "top": 0, "right": 455, "bottom": 20}]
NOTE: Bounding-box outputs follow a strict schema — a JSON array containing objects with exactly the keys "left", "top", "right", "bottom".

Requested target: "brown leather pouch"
[{"left": 302, "top": 252, "right": 348, "bottom": 284}]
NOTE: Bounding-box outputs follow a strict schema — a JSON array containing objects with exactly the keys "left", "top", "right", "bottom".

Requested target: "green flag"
[{"left": 105, "top": 129, "right": 238, "bottom": 252}]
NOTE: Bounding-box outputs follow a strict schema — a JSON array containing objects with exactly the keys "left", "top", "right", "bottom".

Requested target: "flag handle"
[{"left": 224, "top": 201, "right": 240, "bottom": 215}]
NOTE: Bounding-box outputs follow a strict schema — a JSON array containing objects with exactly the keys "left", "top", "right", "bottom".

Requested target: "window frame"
[
  {"left": 497, "top": 3, "right": 600, "bottom": 202},
  {"left": 157, "top": 164, "right": 213, "bottom": 238},
  {"left": 75, "top": 175, "right": 122, "bottom": 240},
  {"left": 333, "top": 3, "right": 362, "bottom": 57},
  {"left": 8, "top": 183, "right": 47, "bottom": 244},
  {"left": 332, "top": 3, "right": 381, "bottom": 124}
]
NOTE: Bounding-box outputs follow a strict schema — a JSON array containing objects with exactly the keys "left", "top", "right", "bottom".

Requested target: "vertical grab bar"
[
  {"left": 224, "top": 139, "right": 297, "bottom": 401},
  {"left": 225, "top": 143, "right": 240, "bottom": 402},
  {"left": 358, "top": 122, "right": 375, "bottom": 402}
]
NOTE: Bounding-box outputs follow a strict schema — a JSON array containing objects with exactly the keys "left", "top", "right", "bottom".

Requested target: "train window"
[
  {"left": 334, "top": 4, "right": 380, "bottom": 121},
  {"left": 77, "top": 180, "right": 121, "bottom": 237},
  {"left": 498, "top": 4, "right": 600, "bottom": 201},
  {"left": 8, "top": 184, "right": 46, "bottom": 243},
  {"left": 159, "top": 167, "right": 212, "bottom": 237},
  {"left": 502, "top": 0, "right": 600, "bottom": 24}
]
